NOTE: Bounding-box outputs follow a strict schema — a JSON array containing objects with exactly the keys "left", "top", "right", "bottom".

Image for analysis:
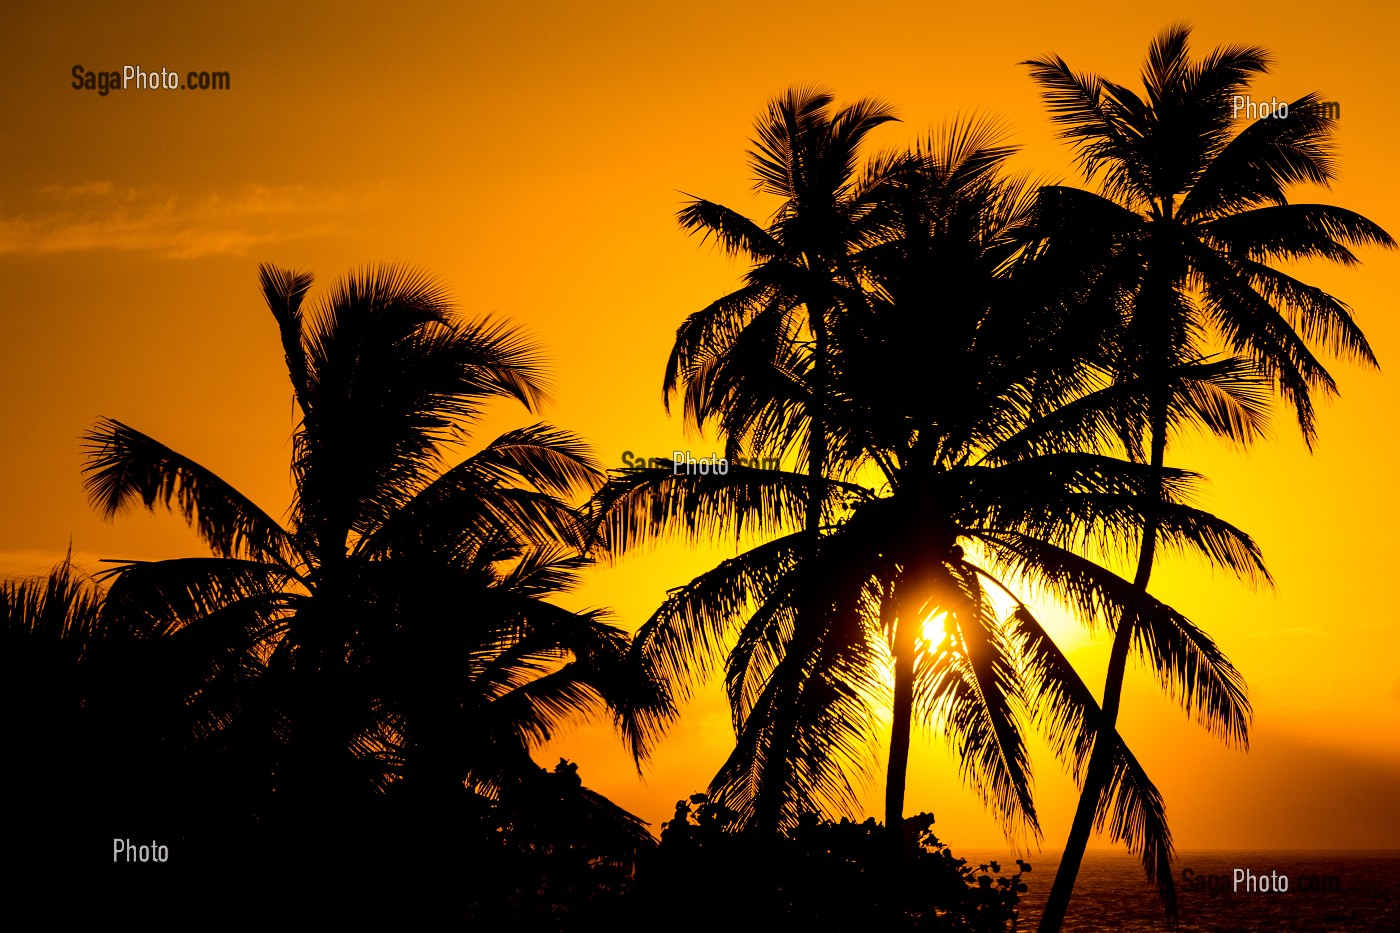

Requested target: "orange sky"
[{"left": 2, "top": 0, "right": 1397, "bottom": 855}]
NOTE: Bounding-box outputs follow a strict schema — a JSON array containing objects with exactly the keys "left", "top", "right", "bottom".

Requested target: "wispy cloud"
[{"left": 0, "top": 182, "right": 382, "bottom": 259}]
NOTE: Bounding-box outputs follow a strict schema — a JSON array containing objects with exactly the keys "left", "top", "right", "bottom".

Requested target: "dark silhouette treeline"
[{"left": 5, "top": 24, "right": 1390, "bottom": 930}]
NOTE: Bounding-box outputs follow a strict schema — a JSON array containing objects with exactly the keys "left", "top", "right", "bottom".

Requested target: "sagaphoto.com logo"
[{"left": 71, "top": 64, "right": 231, "bottom": 97}]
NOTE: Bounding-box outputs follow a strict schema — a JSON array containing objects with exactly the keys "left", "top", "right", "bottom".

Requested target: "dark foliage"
[{"left": 629, "top": 794, "right": 1026, "bottom": 932}]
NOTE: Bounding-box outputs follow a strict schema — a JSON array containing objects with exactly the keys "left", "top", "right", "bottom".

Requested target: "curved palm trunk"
[{"left": 1037, "top": 391, "right": 1168, "bottom": 932}]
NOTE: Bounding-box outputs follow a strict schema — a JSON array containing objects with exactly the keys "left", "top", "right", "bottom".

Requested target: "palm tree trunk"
[
  {"left": 752, "top": 300, "right": 830, "bottom": 837},
  {"left": 886, "top": 561, "right": 938, "bottom": 854},
  {"left": 1037, "top": 392, "right": 1168, "bottom": 933},
  {"left": 884, "top": 591, "right": 918, "bottom": 841},
  {"left": 807, "top": 305, "right": 828, "bottom": 543}
]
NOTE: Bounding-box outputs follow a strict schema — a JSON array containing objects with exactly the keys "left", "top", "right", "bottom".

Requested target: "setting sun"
[{"left": 920, "top": 611, "right": 950, "bottom": 652}]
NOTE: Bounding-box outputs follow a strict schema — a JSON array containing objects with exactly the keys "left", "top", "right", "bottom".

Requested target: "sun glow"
[{"left": 920, "top": 611, "right": 950, "bottom": 652}]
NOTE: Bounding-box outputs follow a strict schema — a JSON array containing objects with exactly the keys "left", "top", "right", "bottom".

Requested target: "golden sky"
[{"left": 2, "top": 0, "right": 1397, "bottom": 854}]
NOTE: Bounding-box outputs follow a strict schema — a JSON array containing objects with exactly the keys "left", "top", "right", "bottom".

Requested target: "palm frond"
[
  {"left": 917, "top": 563, "right": 1040, "bottom": 841},
  {"left": 1003, "top": 599, "right": 1177, "bottom": 916},
  {"left": 663, "top": 280, "right": 778, "bottom": 412},
  {"left": 1179, "top": 92, "right": 1338, "bottom": 218},
  {"left": 633, "top": 533, "right": 804, "bottom": 710},
  {"left": 461, "top": 423, "right": 606, "bottom": 500},
  {"left": 98, "top": 556, "right": 294, "bottom": 641},
  {"left": 676, "top": 197, "right": 780, "bottom": 260},
  {"left": 258, "top": 263, "right": 315, "bottom": 411},
  {"left": 83, "top": 418, "right": 298, "bottom": 567},
  {"left": 588, "top": 464, "right": 829, "bottom": 555},
  {"left": 1022, "top": 56, "right": 1151, "bottom": 208},
  {"left": 1099, "top": 738, "right": 1179, "bottom": 919},
  {"left": 711, "top": 600, "right": 883, "bottom": 830},
  {"left": 1130, "top": 600, "right": 1252, "bottom": 747}
]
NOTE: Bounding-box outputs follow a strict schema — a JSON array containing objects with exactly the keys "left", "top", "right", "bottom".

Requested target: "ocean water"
[{"left": 1013, "top": 850, "right": 1400, "bottom": 932}]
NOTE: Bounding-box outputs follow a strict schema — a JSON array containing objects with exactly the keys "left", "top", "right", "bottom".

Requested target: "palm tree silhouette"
[
  {"left": 596, "top": 119, "right": 1265, "bottom": 857},
  {"left": 670, "top": 85, "right": 897, "bottom": 545},
  {"left": 82, "top": 264, "right": 664, "bottom": 825},
  {"left": 662, "top": 87, "right": 897, "bottom": 835},
  {"left": 1024, "top": 26, "right": 1395, "bottom": 930}
]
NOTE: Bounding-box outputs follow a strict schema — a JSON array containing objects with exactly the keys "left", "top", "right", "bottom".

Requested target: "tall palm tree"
[
  {"left": 663, "top": 87, "right": 897, "bottom": 836},
  {"left": 669, "top": 85, "right": 898, "bottom": 543},
  {"left": 594, "top": 121, "right": 1267, "bottom": 863},
  {"left": 82, "top": 264, "right": 663, "bottom": 822},
  {"left": 1024, "top": 26, "right": 1395, "bottom": 930}
]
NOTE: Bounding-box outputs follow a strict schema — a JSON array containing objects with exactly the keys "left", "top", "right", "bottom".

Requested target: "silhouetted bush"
[{"left": 628, "top": 793, "right": 1026, "bottom": 932}]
